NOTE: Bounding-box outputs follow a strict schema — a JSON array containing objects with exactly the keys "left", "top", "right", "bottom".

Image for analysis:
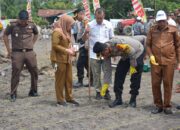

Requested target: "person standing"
[
  {"left": 3, "top": 10, "right": 39, "bottom": 102},
  {"left": 146, "top": 10, "right": 180, "bottom": 114},
  {"left": 132, "top": 16, "right": 145, "bottom": 35},
  {"left": 167, "top": 12, "right": 177, "bottom": 26},
  {"left": 51, "top": 15, "right": 79, "bottom": 106},
  {"left": 73, "top": 7, "right": 89, "bottom": 88},
  {"left": 83, "top": 8, "right": 114, "bottom": 100}
]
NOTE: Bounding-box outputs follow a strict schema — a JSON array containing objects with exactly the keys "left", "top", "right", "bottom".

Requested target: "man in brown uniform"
[
  {"left": 3, "top": 10, "right": 39, "bottom": 102},
  {"left": 147, "top": 10, "right": 180, "bottom": 114}
]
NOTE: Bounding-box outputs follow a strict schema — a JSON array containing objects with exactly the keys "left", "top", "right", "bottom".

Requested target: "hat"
[
  {"left": 93, "top": 42, "right": 107, "bottom": 53},
  {"left": 136, "top": 16, "right": 142, "bottom": 21},
  {"left": 156, "top": 10, "right": 167, "bottom": 21},
  {"left": 19, "top": 10, "right": 29, "bottom": 20}
]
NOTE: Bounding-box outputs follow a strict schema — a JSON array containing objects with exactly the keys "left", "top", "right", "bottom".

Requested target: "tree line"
[{"left": 0, "top": 0, "right": 179, "bottom": 25}]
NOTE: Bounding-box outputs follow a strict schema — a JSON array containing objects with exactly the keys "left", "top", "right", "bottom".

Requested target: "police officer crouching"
[{"left": 3, "top": 10, "right": 39, "bottom": 102}]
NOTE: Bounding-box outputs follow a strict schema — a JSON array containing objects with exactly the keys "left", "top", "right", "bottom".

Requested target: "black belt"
[{"left": 12, "top": 49, "right": 33, "bottom": 52}]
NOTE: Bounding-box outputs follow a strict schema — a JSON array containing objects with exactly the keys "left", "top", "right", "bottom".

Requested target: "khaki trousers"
[
  {"left": 11, "top": 51, "right": 38, "bottom": 95},
  {"left": 55, "top": 63, "right": 73, "bottom": 102},
  {"left": 151, "top": 64, "right": 175, "bottom": 108}
]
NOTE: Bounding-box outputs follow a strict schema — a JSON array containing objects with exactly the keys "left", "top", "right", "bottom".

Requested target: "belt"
[{"left": 12, "top": 49, "right": 33, "bottom": 52}]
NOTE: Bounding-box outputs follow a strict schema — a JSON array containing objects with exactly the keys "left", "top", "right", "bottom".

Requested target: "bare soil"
[{"left": 0, "top": 39, "right": 179, "bottom": 130}]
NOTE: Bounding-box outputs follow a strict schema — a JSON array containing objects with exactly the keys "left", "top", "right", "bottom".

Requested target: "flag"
[
  {"left": 82, "top": 0, "right": 91, "bottom": 20},
  {"left": 27, "top": 0, "right": 32, "bottom": 21},
  {"left": 132, "top": 0, "right": 147, "bottom": 22},
  {"left": 93, "top": 0, "right": 100, "bottom": 12}
]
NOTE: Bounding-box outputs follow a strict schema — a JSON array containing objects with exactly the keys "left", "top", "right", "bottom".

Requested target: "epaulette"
[{"left": 149, "top": 24, "right": 158, "bottom": 31}]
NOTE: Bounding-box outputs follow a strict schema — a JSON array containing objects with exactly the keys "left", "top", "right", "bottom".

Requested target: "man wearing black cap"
[
  {"left": 93, "top": 36, "right": 145, "bottom": 108},
  {"left": 73, "top": 7, "right": 89, "bottom": 88},
  {"left": 3, "top": 10, "right": 39, "bottom": 102}
]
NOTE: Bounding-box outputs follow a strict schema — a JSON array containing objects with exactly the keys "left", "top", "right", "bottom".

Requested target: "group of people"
[{"left": 2, "top": 7, "right": 180, "bottom": 115}]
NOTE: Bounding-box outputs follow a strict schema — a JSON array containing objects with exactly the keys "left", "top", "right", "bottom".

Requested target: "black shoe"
[
  {"left": 57, "top": 101, "right": 67, "bottom": 106},
  {"left": 151, "top": 107, "right": 163, "bottom": 114},
  {"left": 95, "top": 92, "right": 102, "bottom": 100},
  {"left": 176, "top": 105, "right": 180, "bottom": 110},
  {"left": 84, "top": 83, "right": 89, "bottom": 87},
  {"left": 67, "top": 100, "right": 79, "bottom": 106},
  {"left": 10, "top": 94, "right": 16, "bottom": 102},
  {"left": 129, "top": 95, "right": 137, "bottom": 108},
  {"left": 104, "top": 91, "right": 111, "bottom": 100},
  {"left": 73, "top": 82, "right": 83, "bottom": 88},
  {"left": 164, "top": 108, "right": 173, "bottom": 114},
  {"left": 28, "top": 90, "right": 39, "bottom": 97},
  {"left": 109, "top": 98, "right": 123, "bottom": 108}
]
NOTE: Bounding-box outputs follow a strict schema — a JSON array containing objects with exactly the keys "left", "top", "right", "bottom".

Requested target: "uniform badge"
[{"left": 15, "top": 33, "right": 18, "bottom": 37}]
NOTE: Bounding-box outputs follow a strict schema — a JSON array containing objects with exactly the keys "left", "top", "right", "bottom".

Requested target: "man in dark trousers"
[
  {"left": 73, "top": 7, "right": 89, "bottom": 88},
  {"left": 3, "top": 10, "right": 39, "bottom": 102},
  {"left": 93, "top": 36, "right": 145, "bottom": 108}
]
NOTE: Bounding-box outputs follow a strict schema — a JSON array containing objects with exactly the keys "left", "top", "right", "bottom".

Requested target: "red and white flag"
[
  {"left": 82, "top": 0, "right": 91, "bottom": 20},
  {"left": 132, "top": 0, "right": 147, "bottom": 22},
  {"left": 27, "top": 0, "right": 32, "bottom": 21},
  {"left": 93, "top": 0, "right": 101, "bottom": 12}
]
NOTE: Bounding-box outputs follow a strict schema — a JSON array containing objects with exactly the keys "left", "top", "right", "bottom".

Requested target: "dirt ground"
[{"left": 0, "top": 39, "right": 179, "bottom": 130}]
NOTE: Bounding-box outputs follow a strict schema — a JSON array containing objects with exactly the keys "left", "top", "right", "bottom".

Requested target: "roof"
[{"left": 38, "top": 9, "right": 66, "bottom": 17}]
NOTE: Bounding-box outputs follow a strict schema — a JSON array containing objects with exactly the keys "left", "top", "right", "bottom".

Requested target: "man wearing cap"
[
  {"left": 93, "top": 36, "right": 145, "bottom": 107},
  {"left": 132, "top": 16, "right": 145, "bottom": 35},
  {"left": 147, "top": 10, "right": 180, "bottom": 114},
  {"left": 3, "top": 10, "right": 39, "bottom": 102},
  {"left": 73, "top": 7, "right": 89, "bottom": 88}
]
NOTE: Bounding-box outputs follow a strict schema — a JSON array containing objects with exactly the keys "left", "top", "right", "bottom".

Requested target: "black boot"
[
  {"left": 104, "top": 90, "right": 111, "bottom": 100},
  {"left": 177, "top": 105, "right": 180, "bottom": 110},
  {"left": 164, "top": 108, "right": 173, "bottom": 114},
  {"left": 109, "top": 95, "right": 123, "bottom": 108},
  {"left": 95, "top": 92, "right": 102, "bottom": 100},
  {"left": 151, "top": 107, "right": 163, "bottom": 114},
  {"left": 28, "top": 90, "right": 39, "bottom": 97},
  {"left": 73, "top": 79, "right": 83, "bottom": 88},
  {"left": 10, "top": 94, "right": 16, "bottom": 102},
  {"left": 129, "top": 95, "right": 137, "bottom": 108}
]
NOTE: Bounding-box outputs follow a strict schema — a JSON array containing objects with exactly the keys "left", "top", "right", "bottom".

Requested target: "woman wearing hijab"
[{"left": 51, "top": 15, "right": 79, "bottom": 106}]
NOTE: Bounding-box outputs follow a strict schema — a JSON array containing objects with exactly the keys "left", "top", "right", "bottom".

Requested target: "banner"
[
  {"left": 132, "top": 0, "right": 147, "bottom": 22},
  {"left": 27, "top": 0, "right": 32, "bottom": 21},
  {"left": 82, "top": 0, "right": 91, "bottom": 20},
  {"left": 93, "top": 0, "right": 101, "bottom": 12}
]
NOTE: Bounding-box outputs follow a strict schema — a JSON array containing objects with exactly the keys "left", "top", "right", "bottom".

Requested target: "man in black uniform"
[
  {"left": 73, "top": 7, "right": 89, "bottom": 88},
  {"left": 3, "top": 10, "right": 39, "bottom": 102}
]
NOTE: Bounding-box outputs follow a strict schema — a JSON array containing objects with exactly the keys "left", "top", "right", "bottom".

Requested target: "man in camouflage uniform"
[{"left": 3, "top": 10, "right": 39, "bottom": 102}]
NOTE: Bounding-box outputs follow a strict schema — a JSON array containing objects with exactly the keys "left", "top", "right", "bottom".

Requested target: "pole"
[
  {"left": 88, "top": 38, "right": 91, "bottom": 101},
  {"left": 154, "top": 0, "right": 156, "bottom": 16},
  {"left": 0, "top": 1, "right": 1, "bottom": 20}
]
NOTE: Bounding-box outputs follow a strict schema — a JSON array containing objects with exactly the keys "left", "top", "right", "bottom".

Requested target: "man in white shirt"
[
  {"left": 168, "top": 13, "right": 177, "bottom": 26},
  {"left": 83, "top": 8, "right": 114, "bottom": 100}
]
